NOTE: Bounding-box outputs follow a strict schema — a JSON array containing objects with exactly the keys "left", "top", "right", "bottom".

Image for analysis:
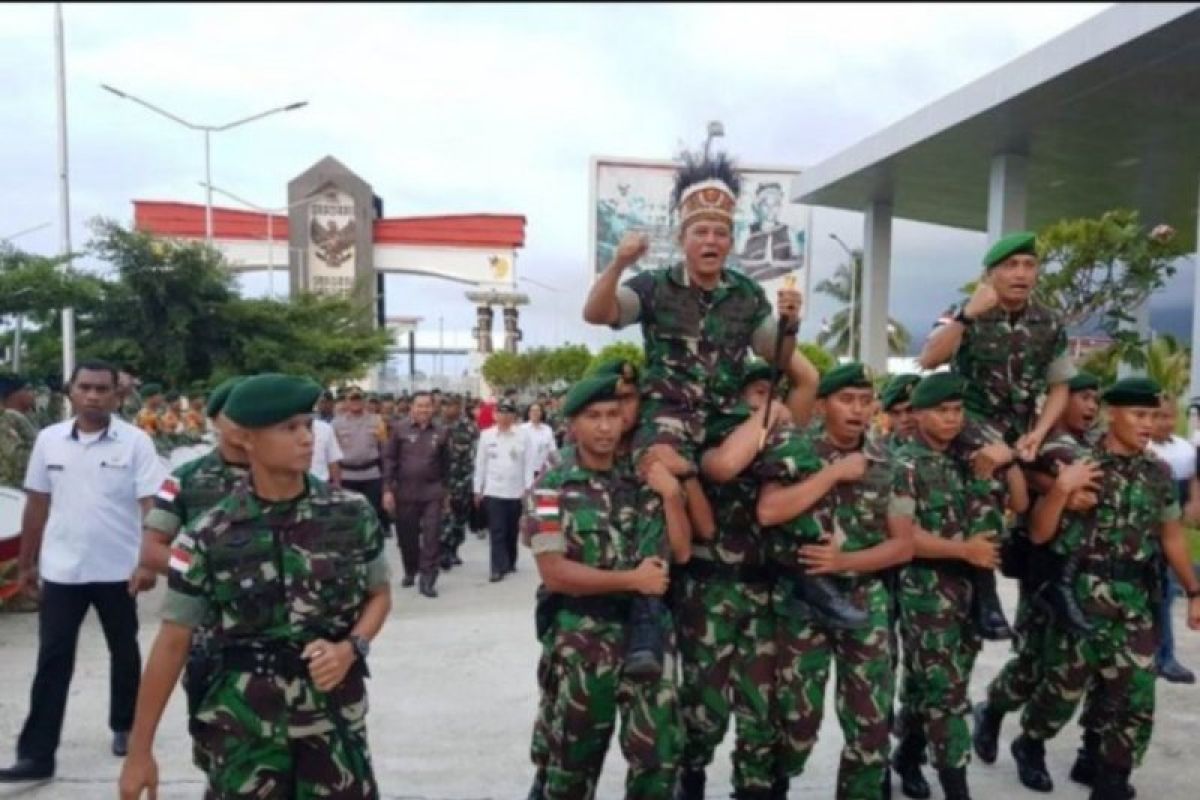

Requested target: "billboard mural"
[{"left": 589, "top": 156, "right": 812, "bottom": 315}]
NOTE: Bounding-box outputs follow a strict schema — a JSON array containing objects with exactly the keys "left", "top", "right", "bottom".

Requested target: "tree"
[
  {"left": 542, "top": 344, "right": 592, "bottom": 385},
  {"left": 589, "top": 341, "right": 645, "bottom": 374},
  {"left": 481, "top": 350, "right": 533, "bottom": 391},
  {"left": 814, "top": 249, "right": 911, "bottom": 358},
  {"left": 1145, "top": 334, "right": 1191, "bottom": 399},
  {"left": 797, "top": 340, "right": 838, "bottom": 375}
]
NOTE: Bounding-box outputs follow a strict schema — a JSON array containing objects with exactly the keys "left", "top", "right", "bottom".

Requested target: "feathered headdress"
[{"left": 672, "top": 150, "right": 741, "bottom": 230}]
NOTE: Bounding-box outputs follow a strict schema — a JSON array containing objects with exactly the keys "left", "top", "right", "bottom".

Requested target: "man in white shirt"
[
  {"left": 474, "top": 399, "right": 535, "bottom": 582},
  {"left": 1149, "top": 393, "right": 1200, "bottom": 684},
  {"left": 0, "top": 361, "right": 164, "bottom": 783},
  {"left": 309, "top": 416, "right": 344, "bottom": 486}
]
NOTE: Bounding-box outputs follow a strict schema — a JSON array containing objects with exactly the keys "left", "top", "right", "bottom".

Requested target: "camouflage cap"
[
  {"left": 1102, "top": 377, "right": 1162, "bottom": 408},
  {"left": 1067, "top": 372, "right": 1100, "bottom": 393},
  {"left": 205, "top": 376, "right": 245, "bottom": 419},
  {"left": 910, "top": 372, "right": 966, "bottom": 410},
  {"left": 880, "top": 373, "right": 921, "bottom": 410},
  {"left": 562, "top": 375, "right": 620, "bottom": 418},
  {"left": 984, "top": 231, "right": 1037, "bottom": 269},
  {"left": 223, "top": 373, "right": 323, "bottom": 428},
  {"left": 817, "top": 362, "right": 873, "bottom": 399}
]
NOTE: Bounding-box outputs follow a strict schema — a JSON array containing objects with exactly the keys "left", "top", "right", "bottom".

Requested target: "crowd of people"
[{"left": 0, "top": 149, "right": 1197, "bottom": 800}]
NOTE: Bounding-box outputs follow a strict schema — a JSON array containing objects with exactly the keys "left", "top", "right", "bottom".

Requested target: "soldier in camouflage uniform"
[
  {"left": 890, "top": 373, "right": 1027, "bottom": 800},
  {"left": 438, "top": 394, "right": 477, "bottom": 570},
  {"left": 527, "top": 374, "right": 690, "bottom": 800},
  {"left": 118, "top": 374, "right": 393, "bottom": 800},
  {"left": 1014, "top": 378, "right": 1200, "bottom": 800},
  {"left": 138, "top": 377, "right": 247, "bottom": 771},
  {"left": 0, "top": 374, "right": 39, "bottom": 612},
  {"left": 671, "top": 361, "right": 792, "bottom": 800},
  {"left": 973, "top": 371, "right": 1105, "bottom": 790},
  {"left": 755, "top": 364, "right": 915, "bottom": 800},
  {"left": 583, "top": 151, "right": 805, "bottom": 675}
]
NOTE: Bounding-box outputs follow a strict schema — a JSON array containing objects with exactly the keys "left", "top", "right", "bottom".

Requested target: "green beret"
[
  {"left": 222, "top": 373, "right": 324, "bottom": 428},
  {"left": 880, "top": 373, "right": 921, "bottom": 410},
  {"left": 910, "top": 372, "right": 966, "bottom": 410},
  {"left": 741, "top": 359, "right": 774, "bottom": 389},
  {"left": 1067, "top": 372, "right": 1100, "bottom": 393},
  {"left": 141, "top": 382, "right": 163, "bottom": 397},
  {"left": 592, "top": 359, "right": 640, "bottom": 384},
  {"left": 164, "top": 390, "right": 180, "bottom": 403},
  {"left": 562, "top": 375, "right": 620, "bottom": 418},
  {"left": 1102, "top": 377, "right": 1162, "bottom": 408},
  {"left": 817, "top": 362, "right": 873, "bottom": 399},
  {"left": 984, "top": 231, "right": 1037, "bottom": 269},
  {"left": 205, "top": 377, "right": 244, "bottom": 419}
]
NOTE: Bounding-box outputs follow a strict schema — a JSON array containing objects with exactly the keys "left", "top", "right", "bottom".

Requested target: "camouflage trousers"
[
  {"left": 897, "top": 571, "right": 980, "bottom": 771},
  {"left": 195, "top": 718, "right": 377, "bottom": 799},
  {"left": 675, "top": 572, "right": 777, "bottom": 792},
  {"left": 986, "top": 582, "right": 1108, "bottom": 727},
  {"left": 1021, "top": 614, "right": 1158, "bottom": 770},
  {"left": 542, "top": 618, "right": 682, "bottom": 800},
  {"left": 439, "top": 488, "right": 473, "bottom": 553},
  {"left": 776, "top": 578, "right": 893, "bottom": 799}
]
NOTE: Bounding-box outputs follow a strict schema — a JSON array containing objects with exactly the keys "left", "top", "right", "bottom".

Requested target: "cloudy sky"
[{"left": 6, "top": 2, "right": 1188, "bottom": 373}]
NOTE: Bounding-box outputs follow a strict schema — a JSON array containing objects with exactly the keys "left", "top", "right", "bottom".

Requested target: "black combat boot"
[
  {"left": 440, "top": 552, "right": 454, "bottom": 571},
  {"left": 732, "top": 789, "right": 773, "bottom": 800},
  {"left": 674, "top": 767, "right": 705, "bottom": 800},
  {"left": 936, "top": 767, "right": 971, "bottom": 800},
  {"left": 526, "top": 768, "right": 546, "bottom": 800},
  {"left": 769, "top": 775, "right": 790, "bottom": 800},
  {"left": 891, "top": 733, "right": 931, "bottom": 799},
  {"left": 1040, "top": 553, "right": 1093, "bottom": 635},
  {"left": 1011, "top": 735, "right": 1054, "bottom": 792},
  {"left": 1090, "top": 762, "right": 1136, "bottom": 800},
  {"left": 971, "top": 701, "right": 1004, "bottom": 764},
  {"left": 1072, "top": 731, "right": 1136, "bottom": 798},
  {"left": 624, "top": 597, "right": 666, "bottom": 679},
  {"left": 970, "top": 568, "right": 1013, "bottom": 640},
  {"left": 418, "top": 574, "right": 438, "bottom": 599},
  {"left": 793, "top": 569, "right": 869, "bottom": 629}
]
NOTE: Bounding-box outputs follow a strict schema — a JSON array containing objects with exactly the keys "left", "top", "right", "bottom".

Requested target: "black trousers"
[
  {"left": 395, "top": 498, "right": 444, "bottom": 580},
  {"left": 343, "top": 477, "right": 388, "bottom": 535},
  {"left": 486, "top": 497, "right": 523, "bottom": 576},
  {"left": 17, "top": 580, "right": 141, "bottom": 765}
]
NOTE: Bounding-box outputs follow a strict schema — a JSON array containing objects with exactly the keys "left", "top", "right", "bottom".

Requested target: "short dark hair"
[
  {"left": 411, "top": 390, "right": 433, "bottom": 403},
  {"left": 70, "top": 360, "right": 118, "bottom": 387}
]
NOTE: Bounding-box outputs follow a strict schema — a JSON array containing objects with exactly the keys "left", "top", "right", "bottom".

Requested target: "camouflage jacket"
[
  {"left": 144, "top": 449, "right": 249, "bottom": 539},
  {"left": 0, "top": 408, "right": 37, "bottom": 487},
  {"left": 1049, "top": 441, "right": 1178, "bottom": 619},
  {"left": 1028, "top": 427, "right": 1097, "bottom": 487},
  {"left": 444, "top": 415, "right": 478, "bottom": 488},
  {"left": 945, "top": 298, "right": 1075, "bottom": 438},
  {"left": 622, "top": 263, "right": 772, "bottom": 413},
  {"left": 163, "top": 476, "right": 389, "bottom": 735},
  {"left": 757, "top": 425, "right": 894, "bottom": 566},
  {"left": 524, "top": 449, "right": 640, "bottom": 632}
]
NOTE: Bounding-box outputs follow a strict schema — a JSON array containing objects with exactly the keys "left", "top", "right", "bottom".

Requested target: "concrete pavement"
[{"left": 1, "top": 535, "right": 1199, "bottom": 799}]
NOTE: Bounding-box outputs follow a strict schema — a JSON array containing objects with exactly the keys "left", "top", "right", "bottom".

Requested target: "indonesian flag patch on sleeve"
[
  {"left": 168, "top": 533, "right": 194, "bottom": 573},
  {"left": 156, "top": 478, "right": 180, "bottom": 504},
  {"left": 534, "top": 490, "right": 561, "bottom": 535}
]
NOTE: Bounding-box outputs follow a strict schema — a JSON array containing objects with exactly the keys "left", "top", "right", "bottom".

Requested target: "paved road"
[{"left": 1, "top": 535, "right": 1198, "bottom": 798}]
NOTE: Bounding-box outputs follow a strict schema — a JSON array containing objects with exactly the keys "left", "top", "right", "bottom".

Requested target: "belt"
[
  {"left": 342, "top": 459, "right": 381, "bottom": 471},
  {"left": 684, "top": 557, "right": 774, "bottom": 584},
  {"left": 221, "top": 643, "right": 311, "bottom": 679},
  {"left": 911, "top": 557, "right": 973, "bottom": 577},
  {"left": 1079, "top": 559, "right": 1156, "bottom": 584},
  {"left": 776, "top": 563, "right": 879, "bottom": 589},
  {"left": 558, "top": 595, "right": 632, "bottom": 623}
]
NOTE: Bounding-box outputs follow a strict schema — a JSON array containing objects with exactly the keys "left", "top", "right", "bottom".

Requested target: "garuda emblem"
[{"left": 311, "top": 218, "right": 356, "bottom": 268}]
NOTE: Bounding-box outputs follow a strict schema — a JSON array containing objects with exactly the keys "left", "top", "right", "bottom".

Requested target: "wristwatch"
[
  {"left": 953, "top": 308, "right": 974, "bottom": 327},
  {"left": 348, "top": 634, "right": 370, "bottom": 660}
]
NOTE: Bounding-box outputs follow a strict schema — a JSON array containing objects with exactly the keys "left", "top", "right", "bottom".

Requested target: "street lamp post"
[
  {"left": 703, "top": 120, "right": 725, "bottom": 160},
  {"left": 829, "top": 233, "right": 858, "bottom": 360},
  {"left": 100, "top": 84, "right": 307, "bottom": 245},
  {"left": 199, "top": 182, "right": 313, "bottom": 298}
]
